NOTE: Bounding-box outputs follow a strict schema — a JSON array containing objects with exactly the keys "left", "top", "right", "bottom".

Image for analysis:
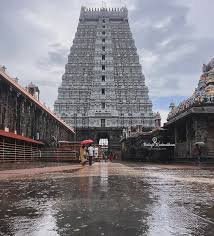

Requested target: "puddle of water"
[{"left": 0, "top": 163, "right": 213, "bottom": 236}]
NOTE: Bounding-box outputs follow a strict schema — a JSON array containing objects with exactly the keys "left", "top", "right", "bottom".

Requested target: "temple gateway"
[{"left": 54, "top": 7, "right": 155, "bottom": 152}]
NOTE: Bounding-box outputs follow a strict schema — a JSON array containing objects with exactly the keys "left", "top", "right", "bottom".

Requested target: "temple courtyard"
[{"left": 0, "top": 162, "right": 214, "bottom": 236}]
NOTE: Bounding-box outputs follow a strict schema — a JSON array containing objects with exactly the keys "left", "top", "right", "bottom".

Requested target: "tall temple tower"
[{"left": 54, "top": 6, "right": 155, "bottom": 149}]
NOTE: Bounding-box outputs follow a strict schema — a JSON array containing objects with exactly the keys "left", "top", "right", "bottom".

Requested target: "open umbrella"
[
  {"left": 80, "top": 139, "right": 93, "bottom": 145},
  {"left": 195, "top": 142, "right": 205, "bottom": 147}
]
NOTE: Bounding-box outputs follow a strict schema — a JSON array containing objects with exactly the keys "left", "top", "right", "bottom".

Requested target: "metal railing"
[
  {"left": 0, "top": 141, "right": 80, "bottom": 162},
  {"left": 39, "top": 148, "right": 79, "bottom": 161},
  {"left": 0, "top": 141, "right": 40, "bottom": 162}
]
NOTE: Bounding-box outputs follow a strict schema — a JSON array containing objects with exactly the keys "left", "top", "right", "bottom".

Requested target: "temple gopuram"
[
  {"left": 54, "top": 7, "right": 155, "bottom": 154},
  {"left": 165, "top": 58, "right": 214, "bottom": 161}
]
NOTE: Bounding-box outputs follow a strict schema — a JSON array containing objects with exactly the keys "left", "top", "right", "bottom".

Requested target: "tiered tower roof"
[{"left": 55, "top": 6, "right": 155, "bottom": 129}]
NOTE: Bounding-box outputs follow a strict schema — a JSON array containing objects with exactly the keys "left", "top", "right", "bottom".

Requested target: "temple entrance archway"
[
  {"left": 97, "top": 132, "right": 109, "bottom": 155},
  {"left": 76, "top": 127, "right": 123, "bottom": 158},
  {"left": 96, "top": 132, "right": 109, "bottom": 146}
]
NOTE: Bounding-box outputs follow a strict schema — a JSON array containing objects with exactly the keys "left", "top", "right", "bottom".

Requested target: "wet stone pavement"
[{"left": 0, "top": 162, "right": 214, "bottom": 236}]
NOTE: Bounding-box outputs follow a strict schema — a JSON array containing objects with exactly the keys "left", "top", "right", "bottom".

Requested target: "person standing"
[
  {"left": 80, "top": 145, "right": 87, "bottom": 166},
  {"left": 196, "top": 144, "right": 202, "bottom": 163},
  {"left": 113, "top": 153, "right": 117, "bottom": 160},
  {"left": 103, "top": 152, "right": 107, "bottom": 162},
  {"left": 193, "top": 144, "right": 202, "bottom": 164},
  {"left": 88, "top": 144, "right": 94, "bottom": 166},
  {"left": 94, "top": 146, "right": 99, "bottom": 161},
  {"left": 108, "top": 152, "right": 113, "bottom": 162}
]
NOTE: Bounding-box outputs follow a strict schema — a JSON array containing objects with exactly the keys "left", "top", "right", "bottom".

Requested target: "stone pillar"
[
  {"left": 185, "top": 118, "right": 191, "bottom": 158},
  {"left": 194, "top": 116, "right": 208, "bottom": 143},
  {"left": 14, "top": 93, "right": 18, "bottom": 133},
  {"left": 4, "top": 87, "right": 9, "bottom": 130},
  {"left": 174, "top": 125, "right": 178, "bottom": 158},
  {"left": 16, "top": 96, "right": 22, "bottom": 135},
  {"left": 174, "top": 125, "right": 177, "bottom": 144},
  {"left": 34, "top": 108, "right": 40, "bottom": 140},
  {"left": 20, "top": 99, "right": 25, "bottom": 135},
  {"left": 25, "top": 102, "right": 31, "bottom": 137}
]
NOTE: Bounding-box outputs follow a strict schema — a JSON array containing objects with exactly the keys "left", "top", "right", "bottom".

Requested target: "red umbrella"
[{"left": 80, "top": 139, "right": 93, "bottom": 145}]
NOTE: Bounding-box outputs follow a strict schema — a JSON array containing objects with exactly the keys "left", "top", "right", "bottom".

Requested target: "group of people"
[
  {"left": 79, "top": 145, "right": 116, "bottom": 166},
  {"left": 103, "top": 152, "right": 116, "bottom": 162}
]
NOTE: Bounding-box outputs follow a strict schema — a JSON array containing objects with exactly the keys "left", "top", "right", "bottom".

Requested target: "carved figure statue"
[
  {"left": 202, "top": 64, "right": 208, "bottom": 73},
  {"left": 202, "top": 58, "right": 214, "bottom": 72}
]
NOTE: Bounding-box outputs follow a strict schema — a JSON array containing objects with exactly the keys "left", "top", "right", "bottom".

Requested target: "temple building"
[
  {"left": 165, "top": 58, "right": 214, "bottom": 160},
  {"left": 54, "top": 7, "right": 155, "bottom": 151},
  {"left": 0, "top": 66, "right": 74, "bottom": 161}
]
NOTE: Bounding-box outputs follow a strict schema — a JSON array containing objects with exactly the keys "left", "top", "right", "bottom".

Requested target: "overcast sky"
[{"left": 0, "top": 0, "right": 213, "bottom": 124}]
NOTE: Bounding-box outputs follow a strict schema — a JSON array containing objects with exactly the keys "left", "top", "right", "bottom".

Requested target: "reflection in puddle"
[
  {"left": 100, "top": 162, "right": 109, "bottom": 193},
  {"left": 31, "top": 207, "right": 58, "bottom": 236},
  {"left": 0, "top": 163, "right": 213, "bottom": 236}
]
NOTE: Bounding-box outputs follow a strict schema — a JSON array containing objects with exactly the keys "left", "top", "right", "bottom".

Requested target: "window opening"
[
  {"left": 101, "top": 119, "right": 105, "bottom": 127},
  {"left": 102, "top": 75, "right": 105, "bottom": 81},
  {"left": 102, "top": 88, "right": 105, "bottom": 95},
  {"left": 101, "top": 102, "right": 105, "bottom": 109}
]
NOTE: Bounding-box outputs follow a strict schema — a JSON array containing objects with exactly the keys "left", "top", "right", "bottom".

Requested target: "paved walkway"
[
  {"left": 0, "top": 162, "right": 214, "bottom": 235},
  {"left": 0, "top": 161, "right": 214, "bottom": 182},
  {"left": 0, "top": 163, "right": 82, "bottom": 180}
]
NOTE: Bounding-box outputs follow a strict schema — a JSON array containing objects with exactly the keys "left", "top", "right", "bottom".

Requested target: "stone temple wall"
[
  {"left": 54, "top": 7, "right": 155, "bottom": 129},
  {"left": 0, "top": 71, "right": 74, "bottom": 146}
]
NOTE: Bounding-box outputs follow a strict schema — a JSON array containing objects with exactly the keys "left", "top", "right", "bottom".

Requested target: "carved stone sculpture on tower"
[
  {"left": 167, "top": 57, "right": 214, "bottom": 121},
  {"left": 54, "top": 6, "right": 155, "bottom": 129}
]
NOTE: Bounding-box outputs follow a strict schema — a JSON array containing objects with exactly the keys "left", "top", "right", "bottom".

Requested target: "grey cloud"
[
  {"left": 47, "top": 44, "right": 68, "bottom": 65},
  {"left": 127, "top": 0, "right": 214, "bottom": 100},
  {"left": 48, "top": 51, "right": 67, "bottom": 65},
  {"left": 36, "top": 43, "right": 68, "bottom": 71},
  {"left": 130, "top": 0, "right": 191, "bottom": 55},
  {"left": 0, "top": 0, "right": 213, "bottom": 114},
  {"left": 33, "top": 79, "right": 60, "bottom": 87}
]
